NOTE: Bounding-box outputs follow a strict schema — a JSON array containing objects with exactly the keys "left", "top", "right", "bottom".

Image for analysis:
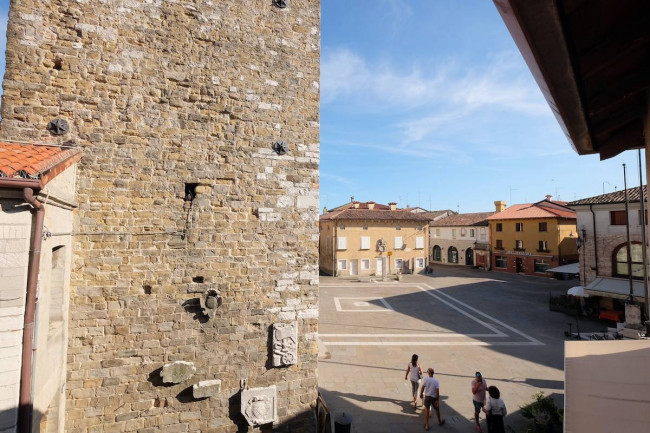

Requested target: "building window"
[
  {"left": 361, "top": 259, "right": 370, "bottom": 270},
  {"left": 360, "top": 236, "right": 370, "bottom": 250},
  {"left": 416, "top": 258, "right": 424, "bottom": 268},
  {"left": 495, "top": 240, "right": 503, "bottom": 250},
  {"left": 337, "top": 260, "right": 347, "bottom": 270},
  {"left": 496, "top": 223, "right": 503, "bottom": 232},
  {"left": 396, "top": 225, "right": 401, "bottom": 230},
  {"left": 395, "top": 258, "right": 403, "bottom": 270},
  {"left": 613, "top": 242, "right": 643, "bottom": 279},
  {"left": 394, "top": 236, "right": 403, "bottom": 249},
  {"left": 470, "top": 229, "right": 475, "bottom": 237},
  {"left": 417, "top": 225, "right": 422, "bottom": 230},
  {"left": 452, "top": 229, "right": 457, "bottom": 239},
  {"left": 363, "top": 225, "right": 368, "bottom": 230},
  {"left": 435, "top": 228, "right": 441, "bottom": 237},
  {"left": 516, "top": 223, "right": 524, "bottom": 232},
  {"left": 538, "top": 240, "right": 549, "bottom": 252},
  {"left": 534, "top": 259, "right": 550, "bottom": 273},
  {"left": 495, "top": 256, "right": 507, "bottom": 268},
  {"left": 610, "top": 210, "right": 627, "bottom": 225},
  {"left": 460, "top": 228, "right": 467, "bottom": 237},
  {"left": 415, "top": 236, "right": 424, "bottom": 249},
  {"left": 539, "top": 222, "right": 547, "bottom": 232},
  {"left": 515, "top": 240, "right": 524, "bottom": 250},
  {"left": 337, "top": 237, "right": 347, "bottom": 250},
  {"left": 339, "top": 224, "right": 345, "bottom": 230},
  {"left": 432, "top": 245, "right": 442, "bottom": 261}
]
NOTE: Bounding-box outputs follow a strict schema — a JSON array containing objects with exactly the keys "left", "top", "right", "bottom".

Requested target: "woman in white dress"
[{"left": 405, "top": 354, "right": 423, "bottom": 408}]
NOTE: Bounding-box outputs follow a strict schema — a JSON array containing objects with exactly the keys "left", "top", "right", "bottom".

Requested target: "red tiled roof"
[
  {"left": 321, "top": 208, "right": 431, "bottom": 221},
  {"left": 430, "top": 212, "right": 495, "bottom": 227},
  {"left": 487, "top": 200, "right": 576, "bottom": 220},
  {"left": 568, "top": 186, "right": 646, "bottom": 206},
  {"left": 0, "top": 142, "right": 81, "bottom": 180}
]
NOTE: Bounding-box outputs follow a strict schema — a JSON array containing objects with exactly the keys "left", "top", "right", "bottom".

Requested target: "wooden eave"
[{"left": 494, "top": 0, "right": 650, "bottom": 160}]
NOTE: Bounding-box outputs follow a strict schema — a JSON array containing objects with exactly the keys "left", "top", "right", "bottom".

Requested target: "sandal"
[
  {"left": 439, "top": 420, "right": 446, "bottom": 426},
  {"left": 424, "top": 426, "right": 430, "bottom": 431}
]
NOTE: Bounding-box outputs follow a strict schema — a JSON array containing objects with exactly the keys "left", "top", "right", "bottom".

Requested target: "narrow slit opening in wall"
[
  {"left": 185, "top": 183, "right": 198, "bottom": 202},
  {"left": 143, "top": 285, "right": 152, "bottom": 295},
  {"left": 53, "top": 58, "right": 63, "bottom": 70},
  {"left": 193, "top": 276, "right": 204, "bottom": 283}
]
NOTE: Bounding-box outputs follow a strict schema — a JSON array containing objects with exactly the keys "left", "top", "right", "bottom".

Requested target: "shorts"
[
  {"left": 424, "top": 396, "right": 437, "bottom": 409},
  {"left": 473, "top": 400, "right": 484, "bottom": 414}
]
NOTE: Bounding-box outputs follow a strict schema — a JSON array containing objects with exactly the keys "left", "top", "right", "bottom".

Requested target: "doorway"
[
  {"left": 350, "top": 259, "right": 358, "bottom": 276},
  {"left": 465, "top": 248, "right": 474, "bottom": 266},
  {"left": 516, "top": 257, "right": 524, "bottom": 273},
  {"left": 376, "top": 258, "right": 383, "bottom": 275},
  {"left": 448, "top": 246, "right": 458, "bottom": 264}
]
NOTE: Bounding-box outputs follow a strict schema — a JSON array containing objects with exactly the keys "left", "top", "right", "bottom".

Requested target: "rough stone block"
[
  {"left": 192, "top": 379, "right": 221, "bottom": 399},
  {"left": 160, "top": 361, "right": 196, "bottom": 384}
]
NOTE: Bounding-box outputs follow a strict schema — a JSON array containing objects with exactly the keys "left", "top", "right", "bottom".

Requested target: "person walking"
[
  {"left": 471, "top": 372, "right": 487, "bottom": 432},
  {"left": 483, "top": 386, "right": 507, "bottom": 433},
  {"left": 419, "top": 368, "right": 445, "bottom": 430},
  {"left": 405, "top": 354, "right": 423, "bottom": 408}
]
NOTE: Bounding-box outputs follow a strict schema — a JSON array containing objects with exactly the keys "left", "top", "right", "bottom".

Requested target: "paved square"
[{"left": 318, "top": 267, "right": 605, "bottom": 433}]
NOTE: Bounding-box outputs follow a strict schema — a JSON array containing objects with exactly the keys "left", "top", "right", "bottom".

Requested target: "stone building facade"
[
  {"left": 568, "top": 187, "right": 647, "bottom": 307},
  {"left": 1, "top": 1, "right": 320, "bottom": 432},
  {"left": 429, "top": 212, "right": 494, "bottom": 269}
]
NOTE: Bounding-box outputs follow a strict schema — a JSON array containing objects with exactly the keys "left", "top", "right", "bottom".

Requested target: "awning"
[
  {"left": 547, "top": 263, "right": 579, "bottom": 274},
  {"left": 567, "top": 286, "right": 588, "bottom": 298},
  {"left": 585, "top": 277, "right": 645, "bottom": 301}
]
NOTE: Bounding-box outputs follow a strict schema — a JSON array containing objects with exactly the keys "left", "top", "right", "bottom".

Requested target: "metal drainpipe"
[
  {"left": 589, "top": 204, "right": 599, "bottom": 276},
  {"left": 18, "top": 187, "right": 44, "bottom": 433}
]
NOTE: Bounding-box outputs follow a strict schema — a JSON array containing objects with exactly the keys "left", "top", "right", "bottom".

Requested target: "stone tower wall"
[{"left": 1, "top": 1, "right": 320, "bottom": 431}]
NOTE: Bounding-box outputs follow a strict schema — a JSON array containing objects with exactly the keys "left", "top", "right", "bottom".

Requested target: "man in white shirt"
[{"left": 419, "top": 368, "right": 445, "bottom": 430}]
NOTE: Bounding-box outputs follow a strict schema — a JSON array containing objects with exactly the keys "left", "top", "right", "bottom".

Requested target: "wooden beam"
[{"left": 587, "top": 65, "right": 650, "bottom": 117}]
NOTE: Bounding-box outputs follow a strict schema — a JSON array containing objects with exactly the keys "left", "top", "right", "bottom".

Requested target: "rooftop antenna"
[
  {"left": 429, "top": 196, "right": 432, "bottom": 212},
  {"left": 418, "top": 191, "right": 421, "bottom": 208},
  {"left": 457, "top": 203, "right": 460, "bottom": 214},
  {"left": 603, "top": 181, "right": 610, "bottom": 194}
]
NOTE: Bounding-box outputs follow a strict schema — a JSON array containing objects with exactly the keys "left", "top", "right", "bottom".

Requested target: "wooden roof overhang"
[{"left": 494, "top": 0, "right": 650, "bottom": 160}]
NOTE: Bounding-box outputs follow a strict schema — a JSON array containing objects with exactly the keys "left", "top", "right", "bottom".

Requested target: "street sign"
[{"left": 387, "top": 251, "right": 393, "bottom": 256}]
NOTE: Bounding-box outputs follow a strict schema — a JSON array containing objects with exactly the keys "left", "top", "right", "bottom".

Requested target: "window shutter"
[
  {"left": 394, "top": 236, "right": 403, "bottom": 249},
  {"left": 337, "top": 236, "right": 347, "bottom": 250},
  {"left": 415, "top": 236, "right": 424, "bottom": 249},
  {"left": 360, "top": 236, "right": 370, "bottom": 250}
]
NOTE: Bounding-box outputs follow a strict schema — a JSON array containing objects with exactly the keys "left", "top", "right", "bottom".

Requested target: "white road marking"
[
  {"left": 418, "top": 282, "right": 544, "bottom": 346},
  {"left": 334, "top": 296, "right": 394, "bottom": 312},
  {"left": 320, "top": 281, "right": 545, "bottom": 347}
]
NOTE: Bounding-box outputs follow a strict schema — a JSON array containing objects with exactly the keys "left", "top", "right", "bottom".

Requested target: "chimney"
[
  {"left": 389, "top": 202, "right": 397, "bottom": 210},
  {"left": 494, "top": 200, "right": 506, "bottom": 213},
  {"left": 367, "top": 202, "right": 375, "bottom": 210},
  {"left": 322, "top": 206, "right": 327, "bottom": 214},
  {"left": 353, "top": 202, "right": 359, "bottom": 209},
  {"left": 545, "top": 194, "right": 552, "bottom": 201},
  {"left": 350, "top": 196, "right": 355, "bottom": 202}
]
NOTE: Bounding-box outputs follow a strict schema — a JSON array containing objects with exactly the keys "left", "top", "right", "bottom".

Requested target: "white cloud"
[{"left": 322, "top": 48, "right": 552, "bottom": 147}]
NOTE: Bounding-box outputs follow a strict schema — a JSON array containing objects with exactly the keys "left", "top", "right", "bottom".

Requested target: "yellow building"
[
  {"left": 486, "top": 197, "right": 578, "bottom": 275},
  {"left": 319, "top": 201, "right": 430, "bottom": 277}
]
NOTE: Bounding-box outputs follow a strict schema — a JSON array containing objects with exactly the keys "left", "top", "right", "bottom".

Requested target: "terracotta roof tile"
[
  {"left": 430, "top": 212, "right": 495, "bottom": 227},
  {"left": 568, "top": 186, "right": 646, "bottom": 206},
  {"left": 321, "top": 208, "right": 431, "bottom": 221},
  {"left": 487, "top": 200, "right": 576, "bottom": 220},
  {"left": 0, "top": 142, "right": 81, "bottom": 179}
]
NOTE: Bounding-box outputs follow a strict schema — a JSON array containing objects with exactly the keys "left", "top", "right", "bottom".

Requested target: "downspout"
[
  {"left": 589, "top": 204, "right": 599, "bottom": 276},
  {"left": 18, "top": 187, "right": 44, "bottom": 433},
  {"left": 333, "top": 223, "right": 337, "bottom": 277}
]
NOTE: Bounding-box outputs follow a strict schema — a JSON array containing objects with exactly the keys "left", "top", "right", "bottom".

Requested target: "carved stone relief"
[
  {"left": 199, "top": 289, "right": 222, "bottom": 319},
  {"left": 272, "top": 321, "right": 297, "bottom": 367},
  {"left": 160, "top": 361, "right": 196, "bottom": 384},
  {"left": 241, "top": 385, "right": 277, "bottom": 426}
]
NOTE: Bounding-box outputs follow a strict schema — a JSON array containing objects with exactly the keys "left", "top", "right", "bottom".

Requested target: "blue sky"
[
  {"left": 321, "top": 0, "right": 640, "bottom": 213},
  {"left": 0, "top": 1, "right": 641, "bottom": 213}
]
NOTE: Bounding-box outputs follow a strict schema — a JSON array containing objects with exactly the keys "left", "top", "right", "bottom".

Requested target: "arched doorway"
[
  {"left": 465, "top": 248, "right": 473, "bottom": 266},
  {"left": 448, "top": 246, "right": 458, "bottom": 264},
  {"left": 432, "top": 245, "right": 442, "bottom": 261}
]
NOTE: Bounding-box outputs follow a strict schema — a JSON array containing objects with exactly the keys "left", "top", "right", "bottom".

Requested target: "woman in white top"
[
  {"left": 405, "top": 354, "right": 423, "bottom": 408},
  {"left": 483, "top": 385, "right": 507, "bottom": 433}
]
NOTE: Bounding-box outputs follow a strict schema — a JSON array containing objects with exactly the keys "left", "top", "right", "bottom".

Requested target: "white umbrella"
[{"left": 567, "top": 286, "right": 589, "bottom": 297}]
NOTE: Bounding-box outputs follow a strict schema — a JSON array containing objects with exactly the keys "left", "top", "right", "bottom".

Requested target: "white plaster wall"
[{"left": 0, "top": 199, "right": 31, "bottom": 433}]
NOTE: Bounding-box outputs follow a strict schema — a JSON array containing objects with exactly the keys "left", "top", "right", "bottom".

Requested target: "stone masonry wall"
[{"left": 1, "top": 1, "right": 320, "bottom": 432}]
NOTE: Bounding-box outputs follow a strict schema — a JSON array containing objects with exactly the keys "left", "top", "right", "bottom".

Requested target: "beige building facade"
[
  {"left": 429, "top": 212, "right": 494, "bottom": 269},
  {"left": 320, "top": 202, "right": 430, "bottom": 277}
]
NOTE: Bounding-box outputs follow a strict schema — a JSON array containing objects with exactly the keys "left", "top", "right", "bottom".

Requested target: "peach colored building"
[
  {"left": 319, "top": 201, "right": 430, "bottom": 277},
  {"left": 487, "top": 197, "right": 578, "bottom": 276}
]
